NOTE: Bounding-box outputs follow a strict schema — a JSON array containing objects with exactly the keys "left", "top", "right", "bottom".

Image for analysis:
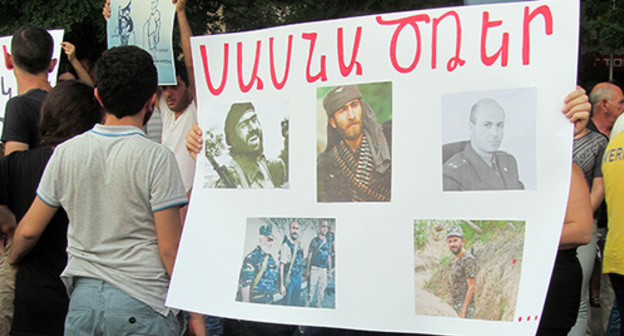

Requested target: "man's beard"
[
  {"left": 260, "top": 242, "right": 272, "bottom": 253},
  {"left": 450, "top": 246, "right": 462, "bottom": 255},
  {"left": 231, "top": 130, "right": 264, "bottom": 157},
  {"left": 336, "top": 121, "right": 362, "bottom": 141}
]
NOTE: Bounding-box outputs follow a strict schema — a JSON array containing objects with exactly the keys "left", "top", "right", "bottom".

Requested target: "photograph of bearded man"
[
  {"left": 200, "top": 100, "right": 289, "bottom": 189},
  {"left": 316, "top": 82, "right": 392, "bottom": 202}
]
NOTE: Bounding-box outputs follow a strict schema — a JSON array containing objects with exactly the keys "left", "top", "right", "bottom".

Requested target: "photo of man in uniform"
[
  {"left": 278, "top": 220, "right": 305, "bottom": 306},
  {"left": 447, "top": 226, "right": 476, "bottom": 318},
  {"left": 443, "top": 98, "right": 524, "bottom": 191},
  {"left": 210, "top": 102, "right": 288, "bottom": 188},
  {"left": 317, "top": 84, "right": 391, "bottom": 202},
  {"left": 238, "top": 224, "right": 279, "bottom": 304},
  {"left": 304, "top": 220, "right": 333, "bottom": 308}
]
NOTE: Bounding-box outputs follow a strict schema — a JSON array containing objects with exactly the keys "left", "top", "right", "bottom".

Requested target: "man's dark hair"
[
  {"left": 39, "top": 80, "right": 103, "bottom": 147},
  {"left": 95, "top": 46, "right": 157, "bottom": 118},
  {"left": 11, "top": 25, "right": 53, "bottom": 75},
  {"left": 175, "top": 60, "right": 189, "bottom": 87}
]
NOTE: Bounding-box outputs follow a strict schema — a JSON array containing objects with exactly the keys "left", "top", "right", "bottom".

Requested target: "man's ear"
[
  {"left": 94, "top": 88, "right": 104, "bottom": 107},
  {"left": 4, "top": 47, "right": 13, "bottom": 70},
  {"left": 328, "top": 117, "right": 336, "bottom": 129},
  {"left": 144, "top": 92, "right": 157, "bottom": 111},
  {"left": 47, "top": 58, "right": 58, "bottom": 73}
]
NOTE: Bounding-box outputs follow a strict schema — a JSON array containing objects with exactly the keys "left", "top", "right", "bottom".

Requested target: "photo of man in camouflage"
[
  {"left": 447, "top": 226, "right": 476, "bottom": 318},
  {"left": 238, "top": 224, "right": 279, "bottom": 304}
]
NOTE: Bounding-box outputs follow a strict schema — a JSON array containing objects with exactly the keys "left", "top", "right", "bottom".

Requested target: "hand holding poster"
[
  {"left": 107, "top": 0, "right": 177, "bottom": 85},
  {"left": 168, "top": 1, "right": 580, "bottom": 335}
]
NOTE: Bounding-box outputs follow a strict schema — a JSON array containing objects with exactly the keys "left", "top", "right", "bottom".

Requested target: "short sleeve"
[
  {"left": 593, "top": 137, "right": 608, "bottom": 179},
  {"left": 1, "top": 99, "right": 31, "bottom": 144},
  {"left": 0, "top": 155, "right": 12, "bottom": 206},
  {"left": 279, "top": 243, "right": 291, "bottom": 264},
  {"left": 464, "top": 255, "right": 477, "bottom": 279},
  {"left": 240, "top": 253, "right": 256, "bottom": 287},
  {"left": 36, "top": 149, "right": 62, "bottom": 208},
  {"left": 149, "top": 148, "right": 188, "bottom": 212}
]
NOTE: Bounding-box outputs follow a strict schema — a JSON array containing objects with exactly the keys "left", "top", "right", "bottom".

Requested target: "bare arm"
[
  {"left": 8, "top": 197, "right": 58, "bottom": 265},
  {"left": 0, "top": 206, "right": 16, "bottom": 251},
  {"left": 174, "top": 0, "right": 196, "bottom": 101},
  {"left": 188, "top": 313, "right": 206, "bottom": 336},
  {"left": 241, "top": 285, "right": 250, "bottom": 302},
  {"left": 590, "top": 177, "right": 605, "bottom": 214},
  {"left": 153, "top": 206, "right": 183, "bottom": 277},
  {"left": 4, "top": 142, "right": 28, "bottom": 156},
  {"left": 460, "top": 277, "right": 476, "bottom": 318},
  {"left": 560, "top": 164, "right": 593, "bottom": 250},
  {"left": 61, "top": 42, "right": 94, "bottom": 86},
  {"left": 279, "top": 262, "right": 286, "bottom": 295},
  {"left": 304, "top": 248, "right": 312, "bottom": 278},
  {"left": 0, "top": 205, "right": 16, "bottom": 237},
  {"left": 102, "top": 0, "right": 110, "bottom": 20},
  {"left": 327, "top": 252, "right": 333, "bottom": 281}
]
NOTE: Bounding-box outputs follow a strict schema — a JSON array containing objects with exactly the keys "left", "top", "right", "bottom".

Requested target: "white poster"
[
  {"left": 168, "top": 1, "right": 579, "bottom": 335},
  {"left": 0, "top": 29, "right": 63, "bottom": 133},
  {"left": 107, "top": 0, "right": 177, "bottom": 85}
]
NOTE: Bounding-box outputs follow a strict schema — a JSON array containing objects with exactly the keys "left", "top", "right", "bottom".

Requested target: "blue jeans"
[
  {"left": 284, "top": 273, "right": 303, "bottom": 306},
  {"left": 64, "top": 277, "right": 179, "bottom": 336},
  {"left": 607, "top": 300, "right": 621, "bottom": 336}
]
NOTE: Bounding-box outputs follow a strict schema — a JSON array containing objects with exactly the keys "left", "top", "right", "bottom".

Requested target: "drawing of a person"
[
  {"left": 117, "top": 0, "right": 134, "bottom": 46},
  {"left": 144, "top": 0, "right": 161, "bottom": 55}
]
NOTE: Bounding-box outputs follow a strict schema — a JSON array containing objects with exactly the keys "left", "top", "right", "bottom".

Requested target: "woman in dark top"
[{"left": 0, "top": 80, "right": 102, "bottom": 336}]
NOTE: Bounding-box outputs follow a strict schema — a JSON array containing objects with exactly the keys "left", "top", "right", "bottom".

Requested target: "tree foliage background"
[{"left": 579, "top": 0, "right": 624, "bottom": 88}]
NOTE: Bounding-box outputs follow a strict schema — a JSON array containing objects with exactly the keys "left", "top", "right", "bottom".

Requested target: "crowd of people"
[{"left": 0, "top": 0, "right": 619, "bottom": 335}]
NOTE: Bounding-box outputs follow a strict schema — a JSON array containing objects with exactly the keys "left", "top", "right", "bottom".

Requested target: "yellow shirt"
[{"left": 602, "top": 132, "right": 624, "bottom": 275}]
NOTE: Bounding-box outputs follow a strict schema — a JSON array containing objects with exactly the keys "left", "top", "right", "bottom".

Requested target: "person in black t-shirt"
[{"left": 1, "top": 25, "right": 57, "bottom": 156}]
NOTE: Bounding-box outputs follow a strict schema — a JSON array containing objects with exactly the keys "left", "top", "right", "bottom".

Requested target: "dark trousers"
[{"left": 609, "top": 273, "right": 624, "bottom": 336}]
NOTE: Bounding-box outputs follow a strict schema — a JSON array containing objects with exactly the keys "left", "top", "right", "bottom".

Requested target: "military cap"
[
  {"left": 259, "top": 224, "right": 275, "bottom": 240},
  {"left": 322, "top": 85, "right": 362, "bottom": 117},
  {"left": 224, "top": 102, "right": 255, "bottom": 145},
  {"left": 446, "top": 226, "right": 464, "bottom": 238}
]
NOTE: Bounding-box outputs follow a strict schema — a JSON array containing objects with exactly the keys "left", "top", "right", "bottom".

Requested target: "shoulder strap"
[
  {"left": 287, "top": 241, "right": 299, "bottom": 276},
  {"left": 251, "top": 254, "right": 269, "bottom": 293}
]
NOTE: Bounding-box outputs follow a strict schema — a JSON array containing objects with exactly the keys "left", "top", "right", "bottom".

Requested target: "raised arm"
[
  {"left": 174, "top": 0, "right": 196, "bottom": 100},
  {"left": 102, "top": 0, "right": 110, "bottom": 20},
  {"left": 61, "top": 42, "right": 94, "bottom": 86},
  {"left": 562, "top": 86, "right": 591, "bottom": 135}
]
